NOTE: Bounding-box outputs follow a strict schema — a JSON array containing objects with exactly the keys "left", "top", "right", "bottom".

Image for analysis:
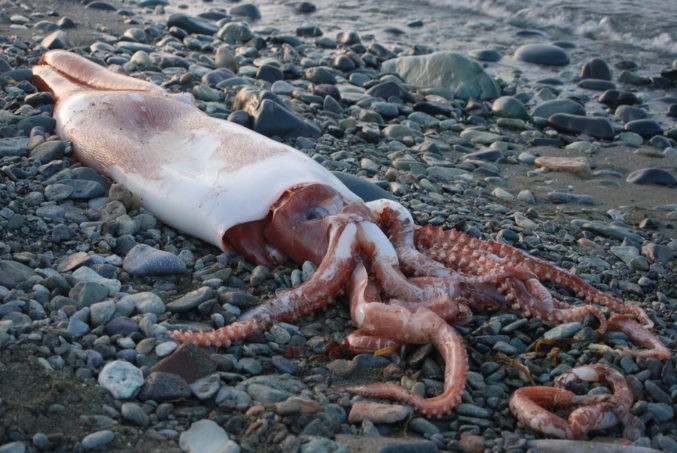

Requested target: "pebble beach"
[{"left": 0, "top": 0, "right": 676, "bottom": 452}]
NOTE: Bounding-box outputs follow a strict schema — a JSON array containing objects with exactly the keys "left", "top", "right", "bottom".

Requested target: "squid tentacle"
[
  {"left": 168, "top": 221, "right": 359, "bottom": 347},
  {"left": 415, "top": 226, "right": 652, "bottom": 327},
  {"left": 607, "top": 314, "right": 670, "bottom": 360},
  {"left": 510, "top": 364, "right": 640, "bottom": 440},
  {"left": 347, "top": 263, "right": 468, "bottom": 417},
  {"left": 366, "top": 199, "right": 451, "bottom": 278},
  {"left": 500, "top": 277, "right": 608, "bottom": 333}
]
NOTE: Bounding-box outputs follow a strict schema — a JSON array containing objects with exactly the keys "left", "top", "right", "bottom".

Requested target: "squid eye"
[{"left": 306, "top": 206, "right": 330, "bottom": 220}]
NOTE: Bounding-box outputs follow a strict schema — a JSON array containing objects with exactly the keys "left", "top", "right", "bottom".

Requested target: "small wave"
[{"left": 425, "top": 0, "right": 677, "bottom": 55}]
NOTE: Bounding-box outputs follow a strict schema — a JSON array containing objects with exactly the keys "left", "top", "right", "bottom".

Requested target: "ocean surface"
[
  {"left": 168, "top": 0, "right": 677, "bottom": 59},
  {"left": 423, "top": 0, "right": 677, "bottom": 55}
]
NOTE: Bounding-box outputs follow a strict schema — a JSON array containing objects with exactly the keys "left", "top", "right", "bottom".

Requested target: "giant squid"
[{"left": 32, "top": 50, "right": 670, "bottom": 436}]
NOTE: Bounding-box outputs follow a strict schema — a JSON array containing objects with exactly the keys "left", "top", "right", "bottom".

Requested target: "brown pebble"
[
  {"left": 275, "top": 396, "right": 321, "bottom": 415},
  {"left": 460, "top": 434, "right": 485, "bottom": 453},
  {"left": 348, "top": 401, "right": 412, "bottom": 424},
  {"left": 534, "top": 156, "right": 592, "bottom": 178},
  {"left": 150, "top": 342, "right": 217, "bottom": 383}
]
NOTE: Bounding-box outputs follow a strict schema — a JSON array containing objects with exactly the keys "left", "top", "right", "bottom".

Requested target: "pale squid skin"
[
  {"left": 33, "top": 50, "right": 671, "bottom": 428},
  {"left": 33, "top": 50, "right": 359, "bottom": 264}
]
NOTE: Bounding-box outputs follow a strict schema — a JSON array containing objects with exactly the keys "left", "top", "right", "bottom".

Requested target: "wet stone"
[
  {"left": 468, "top": 49, "right": 501, "bottom": 62},
  {"left": 515, "top": 44, "right": 569, "bottom": 66},
  {"left": 614, "top": 105, "right": 647, "bottom": 123},
  {"left": 98, "top": 360, "right": 144, "bottom": 399},
  {"left": 624, "top": 119, "right": 663, "bottom": 138},
  {"left": 548, "top": 113, "right": 615, "bottom": 140},
  {"left": 41, "top": 30, "right": 72, "bottom": 49},
  {"left": 548, "top": 191, "right": 596, "bottom": 205},
  {"left": 121, "top": 402, "right": 149, "bottom": 426},
  {"left": 252, "top": 99, "right": 321, "bottom": 139},
  {"left": 190, "top": 374, "right": 221, "bottom": 400},
  {"left": 168, "top": 13, "right": 219, "bottom": 35},
  {"left": 215, "top": 386, "right": 252, "bottom": 406},
  {"left": 598, "top": 89, "right": 639, "bottom": 108},
  {"left": 544, "top": 322, "right": 582, "bottom": 339},
  {"left": 0, "top": 260, "right": 37, "bottom": 289},
  {"left": 0, "top": 137, "right": 29, "bottom": 157},
  {"left": 81, "top": 430, "right": 115, "bottom": 450},
  {"left": 229, "top": 3, "right": 261, "bottom": 19},
  {"left": 491, "top": 96, "right": 529, "bottom": 120},
  {"left": 627, "top": 168, "right": 677, "bottom": 186},
  {"left": 535, "top": 156, "right": 591, "bottom": 177},
  {"left": 216, "top": 22, "right": 254, "bottom": 44},
  {"left": 151, "top": 342, "right": 217, "bottom": 383},
  {"left": 647, "top": 403, "right": 673, "bottom": 422},
  {"left": 335, "top": 435, "right": 437, "bottom": 453},
  {"left": 245, "top": 383, "right": 293, "bottom": 404},
  {"left": 348, "top": 401, "right": 412, "bottom": 424},
  {"left": 138, "top": 371, "right": 191, "bottom": 401},
  {"left": 577, "top": 79, "right": 616, "bottom": 91},
  {"left": 580, "top": 58, "right": 612, "bottom": 80},
  {"left": 641, "top": 243, "right": 674, "bottom": 263},
  {"left": 104, "top": 317, "right": 139, "bottom": 336},
  {"left": 123, "top": 244, "right": 186, "bottom": 276},
  {"left": 70, "top": 281, "right": 108, "bottom": 306},
  {"left": 30, "top": 140, "right": 66, "bottom": 163},
  {"left": 531, "top": 99, "right": 586, "bottom": 119},
  {"left": 179, "top": 419, "right": 239, "bottom": 453},
  {"left": 167, "top": 287, "right": 214, "bottom": 312}
]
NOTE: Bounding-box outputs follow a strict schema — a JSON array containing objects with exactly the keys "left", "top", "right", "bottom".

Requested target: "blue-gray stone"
[
  {"left": 121, "top": 402, "right": 150, "bottom": 426},
  {"left": 119, "top": 292, "right": 165, "bottom": 314},
  {"left": 104, "top": 317, "right": 139, "bottom": 336},
  {"left": 167, "top": 14, "right": 219, "bottom": 35},
  {"left": 580, "top": 58, "right": 612, "bottom": 80},
  {"left": 0, "top": 260, "right": 37, "bottom": 289},
  {"left": 548, "top": 113, "right": 615, "bottom": 139},
  {"left": 335, "top": 435, "right": 437, "bottom": 453},
  {"left": 229, "top": 3, "right": 261, "bottom": 19},
  {"left": 331, "top": 172, "right": 396, "bottom": 201},
  {"left": 380, "top": 52, "right": 499, "bottom": 100},
  {"left": 515, "top": 44, "right": 569, "bottom": 66},
  {"left": 252, "top": 99, "right": 321, "bottom": 139},
  {"left": 627, "top": 168, "right": 677, "bottom": 186},
  {"left": 215, "top": 386, "right": 252, "bottom": 406},
  {"left": 0, "top": 137, "right": 29, "bottom": 157},
  {"left": 17, "top": 116, "right": 56, "bottom": 134},
  {"left": 464, "top": 149, "right": 504, "bottom": 161},
  {"left": 30, "top": 140, "right": 66, "bottom": 163},
  {"left": 216, "top": 22, "right": 254, "bottom": 44},
  {"left": 123, "top": 244, "right": 186, "bottom": 276},
  {"left": 468, "top": 49, "right": 501, "bottom": 62},
  {"left": 81, "top": 430, "right": 115, "bottom": 450},
  {"left": 86, "top": 2, "right": 116, "bottom": 11},
  {"left": 167, "top": 287, "right": 214, "bottom": 312},
  {"left": 544, "top": 322, "right": 582, "bottom": 339},
  {"left": 139, "top": 372, "right": 191, "bottom": 401},
  {"left": 646, "top": 402, "right": 673, "bottom": 422},
  {"left": 577, "top": 79, "right": 616, "bottom": 91},
  {"left": 624, "top": 119, "right": 663, "bottom": 138},
  {"left": 245, "top": 383, "right": 293, "bottom": 404}
]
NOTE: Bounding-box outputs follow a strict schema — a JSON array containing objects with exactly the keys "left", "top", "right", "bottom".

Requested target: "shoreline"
[{"left": 1, "top": 0, "right": 676, "bottom": 452}]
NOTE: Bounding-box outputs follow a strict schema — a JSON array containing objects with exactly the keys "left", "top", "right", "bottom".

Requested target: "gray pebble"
[
  {"left": 138, "top": 371, "right": 191, "bottom": 401},
  {"left": 121, "top": 402, "right": 149, "bottom": 426},
  {"left": 123, "top": 244, "right": 186, "bottom": 276},
  {"left": 81, "top": 430, "right": 115, "bottom": 451}
]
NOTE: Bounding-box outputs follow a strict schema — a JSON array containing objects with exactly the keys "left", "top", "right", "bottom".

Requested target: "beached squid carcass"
[{"left": 33, "top": 50, "right": 669, "bottom": 424}]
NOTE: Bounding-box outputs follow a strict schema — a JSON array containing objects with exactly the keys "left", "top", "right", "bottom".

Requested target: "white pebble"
[{"left": 97, "top": 360, "right": 144, "bottom": 399}]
